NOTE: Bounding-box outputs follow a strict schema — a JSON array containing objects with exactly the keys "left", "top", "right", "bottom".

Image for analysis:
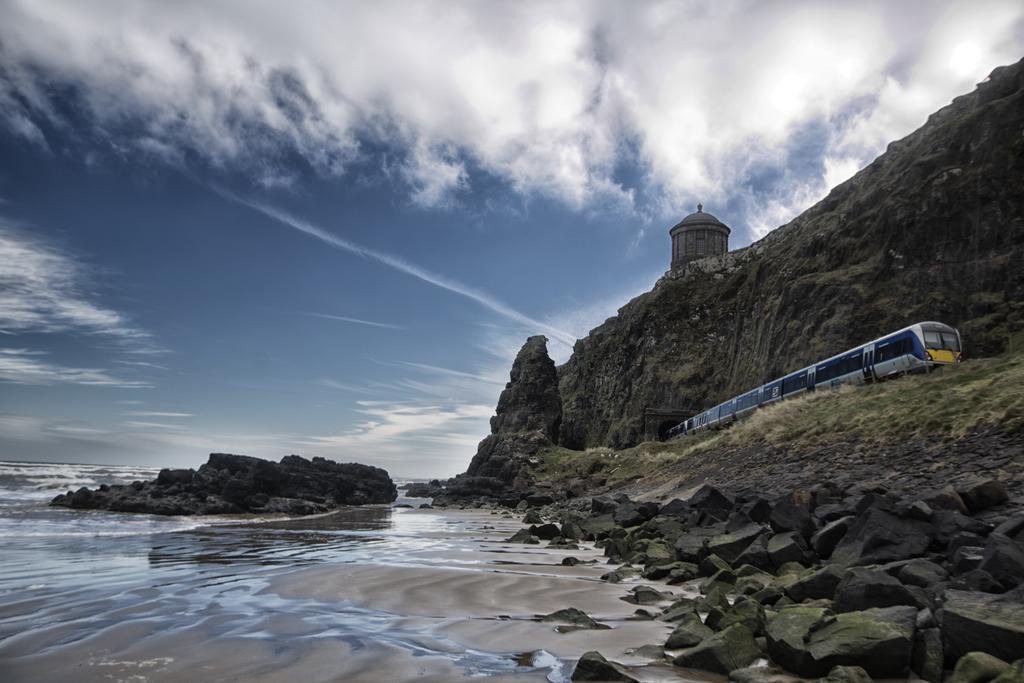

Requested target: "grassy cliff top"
[{"left": 530, "top": 347, "right": 1024, "bottom": 498}]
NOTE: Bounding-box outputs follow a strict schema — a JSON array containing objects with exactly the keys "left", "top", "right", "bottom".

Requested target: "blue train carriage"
[{"left": 672, "top": 321, "right": 961, "bottom": 437}]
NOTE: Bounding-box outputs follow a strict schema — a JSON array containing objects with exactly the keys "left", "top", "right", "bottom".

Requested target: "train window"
[
  {"left": 941, "top": 333, "right": 960, "bottom": 351},
  {"left": 924, "top": 331, "right": 942, "bottom": 346},
  {"left": 782, "top": 373, "right": 807, "bottom": 395}
]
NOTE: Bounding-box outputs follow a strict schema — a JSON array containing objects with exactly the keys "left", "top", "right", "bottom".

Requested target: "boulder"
[
  {"left": 768, "top": 532, "right": 813, "bottom": 569},
  {"left": 811, "top": 516, "right": 853, "bottom": 559},
  {"left": 614, "top": 502, "right": 650, "bottom": 528},
  {"left": 951, "top": 569, "right": 1004, "bottom": 593},
  {"left": 948, "top": 652, "right": 1010, "bottom": 683},
  {"left": 993, "top": 514, "right": 1024, "bottom": 543},
  {"left": 818, "top": 665, "right": 873, "bottom": 683},
  {"left": 665, "top": 612, "right": 714, "bottom": 648},
  {"left": 675, "top": 531, "right": 711, "bottom": 563},
  {"left": 625, "top": 585, "right": 672, "bottom": 605},
  {"left": 571, "top": 651, "right": 638, "bottom": 682},
  {"left": 785, "top": 565, "right": 844, "bottom": 603},
  {"left": 831, "top": 508, "right": 933, "bottom": 566},
  {"left": 991, "top": 660, "right": 1024, "bottom": 683},
  {"left": 771, "top": 494, "right": 816, "bottom": 539},
  {"left": 767, "top": 605, "right": 916, "bottom": 678},
  {"left": 688, "top": 484, "right": 734, "bottom": 517},
  {"left": 529, "top": 523, "right": 562, "bottom": 540},
  {"left": 735, "top": 536, "right": 774, "bottom": 571},
  {"left": 708, "top": 524, "right": 767, "bottom": 565},
  {"left": 832, "top": 567, "right": 925, "bottom": 613},
  {"left": 942, "top": 590, "right": 1024, "bottom": 663},
  {"left": 898, "top": 559, "right": 949, "bottom": 588},
  {"left": 672, "top": 623, "right": 761, "bottom": 674},
  {"left": 978, "top": 533, "right": 1024, "bottom": 591},
  {"left": 705, "top": 598, "right": 766, "bottom": 635},
  {"left": 913, "top": 627, "right": 944, "bottom": 683},
  {"left": 540, "top": 607, "right": 608, "bottom": 630},
  {"left": 958, "top": 480, "right": 1010, "bottom": 515}
]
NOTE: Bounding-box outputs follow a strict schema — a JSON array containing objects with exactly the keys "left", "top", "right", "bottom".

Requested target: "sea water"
[{"left": 0, "top": 461, "right": 572, "bottom": 682}]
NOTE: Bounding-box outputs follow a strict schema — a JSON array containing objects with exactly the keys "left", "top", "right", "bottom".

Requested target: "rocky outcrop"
[
  {"left": 51, "top": 453, "right": 397, "bottom": 515},
  {"left": 556, "top": 58, "right": 1024, "bottom": 449},
  {"left": 487, "top": 335, "right": 562, "bottom": 440},
  {"left": 440, "top": 336, "right": 561, "bottom": 502}
]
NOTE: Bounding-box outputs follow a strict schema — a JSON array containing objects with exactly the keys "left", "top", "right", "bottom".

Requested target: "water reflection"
[{"left": 147, "top": 507, "right": 395, "bottom": 568}]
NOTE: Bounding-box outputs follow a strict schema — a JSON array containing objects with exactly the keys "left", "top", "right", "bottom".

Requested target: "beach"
[{"left": 0, "top": 461, "right": 695, "bottom": 682}]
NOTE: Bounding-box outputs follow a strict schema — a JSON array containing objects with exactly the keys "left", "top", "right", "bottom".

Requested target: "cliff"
[
  {"left": 558, "top": 58, "right": 1024, "bottom": 449},
  {"left": 440, "top": 336, "right": 562, "bottom": 501}
]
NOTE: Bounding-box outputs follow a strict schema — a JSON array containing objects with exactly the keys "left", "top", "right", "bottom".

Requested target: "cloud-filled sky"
[{"left": 1, "top": 0, "right": 1021, "bottom": 477}]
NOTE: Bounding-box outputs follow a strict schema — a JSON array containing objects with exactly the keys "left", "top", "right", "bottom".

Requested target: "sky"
[{"left": 0, "top": 1, "right": 1022, "bottom": 478}]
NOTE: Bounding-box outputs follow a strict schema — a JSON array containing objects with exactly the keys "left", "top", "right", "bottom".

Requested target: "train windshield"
[{"left": 924, "top": 330, "right": 960, "bottom": 351}]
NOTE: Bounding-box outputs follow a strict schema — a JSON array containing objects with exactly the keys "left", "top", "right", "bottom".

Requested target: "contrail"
[
  {"left": 306, "top": 312, "right": 403, "bottom": 330},
  {"left": 214, "top": 187, "right": 577, "bottom": 347}
]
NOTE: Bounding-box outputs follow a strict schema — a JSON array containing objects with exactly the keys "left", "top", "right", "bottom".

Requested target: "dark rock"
[
  {"left": 993, "top": 514, "right": 1024, "bottom": 543},
  {"left": 812, "top": 516, "right": 853, "bottom": 559},
  {"left": 688, "top": 484, "right": 734, "bottom": 516},
  {"left": 913, "top": 627, "right": 944, "bottom": 683},
  {"left": 768, "top": 605, "right": 917, "bottom": 678},
  {"left": 898, "top": 559, "right": 949, "bottom": 588},
  {"left": 705, "top": 598, "right": 766, "bottom": 635},
  {"left": 978, "top": 533, "right": 1024, "bottom": 591},
  {"left": 522, "top": 509, "right": 544, "bottom": 524},
  {"left": 675, "top": 531, "right": 711, "bottom": 563},
  {"left": 933, "top": 510, "right": 993, "bottom": 544},
  {"left": 735, "top": 536, "right": 774, "bottom": 571},
  {"left": 156, "top": 468, "right": 194, "bottom": 486},
  {"left": 672, "top": 623, "right": 761, "bottom": 674},
  {"left": 831, "top": 508, "right": 933, "bottom": 566},
  {"left": 819, "top": 665, "right": 873, "bottom": 683},
  {"left": 707, "top": 524, "right": 766, "bottom": 565},
  {"left": 614, "top": 502, "right": 651, "bottom": 528},
  {"left": 699, "top": 554, "right": 731, "bottom": 577},
  {"left": 506, "top": 528, "right": 539, "bottom": 544},
  {"left": 51, "top": 453, "right": 396, "bottom": 515},
  {"left": 487, "top": 335, "right": 562, "bottom": 440},
  {"left": 767, "top": 531, "right": 813, "bottom": 569},
  {"left": 529, "top": 523, "right": 561, "bottom": 540},
  {"left": 665, "top": 612, "right": 714, "bottom": 648},
  {"left": 561, "top": 556, "right": 580, "bottom": 566},
  {"left": 786, "top": 565, "right": 844, "bottom": 603},
  {"left": 958, "top": 480, "right": 1010, "bottom": 515},
  {"left": 926, "top": 487, "right": 970, "bottom": 514},
  {"left": 942, "top": 590, "right": 1024, "bottom": 663},
  {"left": 833, "top": 567, "right": 926, "bottom": 612},
  {"left": 540, "top": 607, "right": 609, "bottom": 630},
  {"left": 991, "top": 660, "right": 1024, "bottom": 683},
  {"left": 625, "top": 585, "right": 672, "bottom": 605},
  {"left": 771, "top": 494, "right": 816, "bottom": 539},
  {"left": 591, "top": 496, "right": 618, "bottom": 515},
  {"left": 949, "top": 652, "right": 1010, "bottom": 683},
  {"left": 951, "top": 569, "right": 1004, "bottom": 593},
  {"left": 571, "top": 651, "right": 638, "bottom": 682}
]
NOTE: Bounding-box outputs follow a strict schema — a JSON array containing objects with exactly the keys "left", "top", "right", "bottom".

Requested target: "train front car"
[{"left": 916, "top": 321, "right": 962, "bottom": 367}]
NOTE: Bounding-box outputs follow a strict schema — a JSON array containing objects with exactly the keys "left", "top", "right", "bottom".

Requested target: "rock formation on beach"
[
  {"left": 51, "top": 453, "right": 397, "bottom": 515},
  {"left": 437, "top": 335, "right": 562, "bottom": 503}
]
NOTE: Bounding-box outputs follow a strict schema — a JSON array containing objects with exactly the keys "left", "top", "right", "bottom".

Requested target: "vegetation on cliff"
[{"left": 528, "top": 349, "right": 1024, "bottom": 504}]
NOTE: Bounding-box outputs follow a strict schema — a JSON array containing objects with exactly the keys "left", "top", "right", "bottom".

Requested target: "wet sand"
[{"left": 1, "top": 506, "right": 706, "bottom": 682}]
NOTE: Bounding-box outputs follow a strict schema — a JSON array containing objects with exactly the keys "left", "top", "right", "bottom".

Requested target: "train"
[{"left": 669, "top": 321, "right": 962, "bottom": 438}]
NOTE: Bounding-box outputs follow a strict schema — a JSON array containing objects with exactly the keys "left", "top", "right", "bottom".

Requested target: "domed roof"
[{"left": 670, "top": 204, "right": 730, "bottom": 234}]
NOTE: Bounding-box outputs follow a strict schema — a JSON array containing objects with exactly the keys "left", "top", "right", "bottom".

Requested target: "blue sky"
[{"left": 1, "top": 1, "right": 1022, "bottom": 477}]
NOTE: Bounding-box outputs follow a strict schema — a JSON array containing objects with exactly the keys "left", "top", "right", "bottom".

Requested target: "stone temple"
[{"left": 669, "top": 204, "right": 730, "bottom": 269}]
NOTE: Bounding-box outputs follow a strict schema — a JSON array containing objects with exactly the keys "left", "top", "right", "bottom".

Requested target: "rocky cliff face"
[
  {"left": 558, "top": 58, "right": 1024, "bottom": 449},
  {"left": 442, "top": 336, "right": 561, "bottom": 500}
]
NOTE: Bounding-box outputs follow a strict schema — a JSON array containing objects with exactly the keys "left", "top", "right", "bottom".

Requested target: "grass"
[{"left": 529, "top": 348, "right": 1024, "bottom": 487}]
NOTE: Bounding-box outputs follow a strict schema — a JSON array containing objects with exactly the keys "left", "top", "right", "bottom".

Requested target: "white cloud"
[
  {"left": 2, "top": 1, "right": 1020, "bottom": 226},
  {"left": 0, "top": 220, "right": 153, "bottom": 344},
  {"left": 0, "top": 348, "right": 151, "bottom": 388}
]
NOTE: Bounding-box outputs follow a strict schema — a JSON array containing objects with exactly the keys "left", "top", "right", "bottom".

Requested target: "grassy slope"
[{"left": 530, "top": 347, "right": 1024, "bottom": 488}]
